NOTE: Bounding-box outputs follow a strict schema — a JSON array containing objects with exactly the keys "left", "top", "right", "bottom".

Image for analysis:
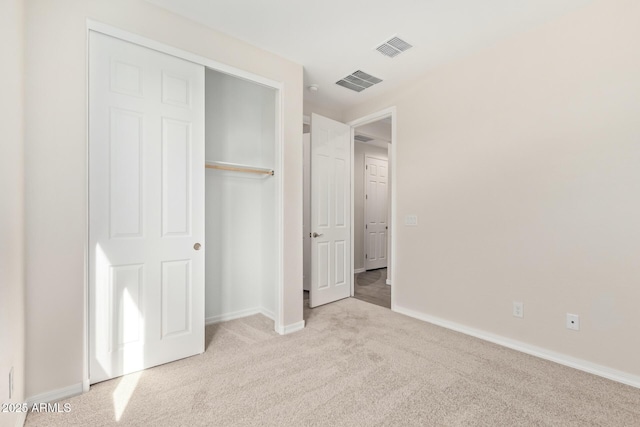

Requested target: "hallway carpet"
[{"left": 26, "top": 298, "right": 640, "bottom": 426}]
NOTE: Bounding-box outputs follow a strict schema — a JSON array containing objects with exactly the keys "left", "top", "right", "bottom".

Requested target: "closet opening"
[{"left": 204, "top": 69, "right": 280, "bottom": 338}]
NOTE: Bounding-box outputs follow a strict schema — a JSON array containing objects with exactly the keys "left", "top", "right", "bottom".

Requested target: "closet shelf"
[{"left": 205, "top": 160, "right": 274, "bottom": 176}]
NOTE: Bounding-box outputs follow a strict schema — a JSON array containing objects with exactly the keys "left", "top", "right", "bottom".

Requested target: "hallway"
[{"left": 354, "top": 268, "right": 390, "bottom": 309}]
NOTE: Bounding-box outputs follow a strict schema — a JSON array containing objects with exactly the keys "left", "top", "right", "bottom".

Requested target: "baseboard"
[
  {"left": 206, "top": 306, "right": 277, "bottom": 325},
  {"left": 205, "top": 307, "right": 262, "bottom": 325},
  {"left": 353, "top": 268, "right": 366, "bottom": 274},
  {"left": 259, "top": 307, "right": 275, "bottom": 320},
  {"left": 394, "top": 305, "right": 640, "bottom": 389},
  {"left": 26, "top": 382, "right": 84, "bottom": 405},
  {"left": 386, "top": 279, "right": 391, "bottom": 286},
  {"left": 276, "top": 320, "right": 305, "bottom": 335},
  {"left": 14, "top": 410, "right": 27, "bottom": 427}
]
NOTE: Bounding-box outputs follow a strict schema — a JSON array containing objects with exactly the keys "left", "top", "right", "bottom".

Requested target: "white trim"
[
  {"left": 260, "top": 307, "right": 275, "bottom": 320},
  {"left": 364, "top": 154, "right": 388, "bottom": 163},
  {"left": 276, "top": 320, "right": 306, "bottom": 335},
  {"left": 395, "top": 305, "right": 640, "bottom": 389},
  {"left": 386, "top": 279, "right": 391, "bottom": 286},
  {"left": 14, "top": 411, "right": 26, "bottom": 427},
  {"left": 273, "top": 75, "right": 285, "bottom": 335},
  {"left": 86, "top": 20, "right": 283, "bottom": 90},
  {"left": 83, "top": 21, "right": 91, "bottom": 398},
  {"left": 26, "top": 383, "right": 84, "bottom": 405},
  {"left": 347, "top": 107, "right": 396, "bottom": 129},
  {"left": 347, "top": 107, "right": 397, "bottom": 310},
  {"left": 205, "top": 307, "right": 272, "bottom": 325},
  {"left": 350, "top": 126, "right": 355, "bottom": 297},
  {"left": 85, "top": 19, "right": 286, "bottom": 388},
  {"left": 353, "top": 268, "right": 366, "bottom": 274},
  {"left": 390, "top": 111, "right": 397, "bottom": 311}
]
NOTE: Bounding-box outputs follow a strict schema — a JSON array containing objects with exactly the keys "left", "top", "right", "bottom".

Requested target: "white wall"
[
  {"left": 24, "top": 0, "right": 303, "bottom": 400},
  {"left": 344, "top": 0, "right": 640, "bottom": 378},
  {"left": 0, "top": 0, "right": 25, "bottom": 425},
  {"left": 304, "top": 100, "right": 343, "bottom": 123},
  {"left": 205, "top": 69, "right": 276, "bottom": 321},
  {"left": 354, "top": 142, "right": 389, "bottom": 271}
]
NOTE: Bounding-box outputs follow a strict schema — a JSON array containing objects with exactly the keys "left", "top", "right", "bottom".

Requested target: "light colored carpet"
[{"left": 26, "top": 298, "right": 640, "bottom": 426}]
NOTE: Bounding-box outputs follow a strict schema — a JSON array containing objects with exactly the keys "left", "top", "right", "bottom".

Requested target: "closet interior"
[{"left": 205, "top": 68, "right": 278, "bottom": 326}]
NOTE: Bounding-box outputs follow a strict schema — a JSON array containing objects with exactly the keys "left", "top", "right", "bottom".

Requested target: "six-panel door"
[
  {"left": 365, "top": 156, "right": 388, "bottom": 270},
  {"left": 310, "top": 113, "right": 352, "bottom": 308},
  {"left": 89, "top": 32, "right": 205, "bottom": 383}
]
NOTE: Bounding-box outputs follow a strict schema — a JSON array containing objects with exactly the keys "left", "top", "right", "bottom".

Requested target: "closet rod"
[{"left": 205, "top": 161, "right": 274, "bottom": 176}]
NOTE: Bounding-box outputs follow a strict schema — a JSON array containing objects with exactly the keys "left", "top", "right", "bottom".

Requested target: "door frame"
[
  {"left": 347, "top": 107, "right": 397, "bottom": 309},
  {"left": 363, "top": 154, "right": 390, "bottom": 272},
  {"left": 84, "top": 20, "right": 285, "bottom": 391}
]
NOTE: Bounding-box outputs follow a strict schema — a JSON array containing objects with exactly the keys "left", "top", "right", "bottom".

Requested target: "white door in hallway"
[
  {"left": 310, "top": 113, "right": 351, "bottom": 307},
  {"left": 364, "top": 156, "right": 388, "bottom": 270},
  {"left": 89, "top": 32, "right": 205, "bottom": 383}
]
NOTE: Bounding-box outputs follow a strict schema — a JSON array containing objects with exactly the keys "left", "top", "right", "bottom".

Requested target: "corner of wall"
[
  {"left": 0, "top": 0, "right": 26, "bottom": 426},
  {"left": 303, "top": 99, "right": 345, "bottom": 123}
]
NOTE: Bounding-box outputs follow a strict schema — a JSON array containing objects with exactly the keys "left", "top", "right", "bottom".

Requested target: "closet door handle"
[
  {"left": 312, "top": 232, "right": 323, "bottom": 238},
  {"left": 194, "top": 243, "right": 202, "bottom": 251}
]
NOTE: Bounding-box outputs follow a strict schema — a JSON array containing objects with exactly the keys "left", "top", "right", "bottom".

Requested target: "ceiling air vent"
[
  {"left": 336, "top": 70, "right": 383, "bottom": 93},
  {"left": 376, "top": 36, "right": 413, "bottom": 58},
  {"left": 354, "top": 134, "right": 374, "bottom": 143}
]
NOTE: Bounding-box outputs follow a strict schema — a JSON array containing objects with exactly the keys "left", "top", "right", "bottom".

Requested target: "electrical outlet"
[
  {"left": 513, "top": 301, "right": 524, "bottom": 318},
  {"left": 404, "top": 215, "right": 418, "bottom": 226},
  {"left": 566, "top": 313, "right": 580, "bottom": 331},
  {"left": 9, "top": 367, "right": 13, "bottom": 399}
]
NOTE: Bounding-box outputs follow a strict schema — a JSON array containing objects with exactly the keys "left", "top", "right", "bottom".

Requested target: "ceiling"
[{"left": 148, "top": 0, "right": 593, "bottom": 111}]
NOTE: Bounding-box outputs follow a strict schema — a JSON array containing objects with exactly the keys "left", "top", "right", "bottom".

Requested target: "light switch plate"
[{"left": 404, "top": 215, "right": 418, "bottom": 226}]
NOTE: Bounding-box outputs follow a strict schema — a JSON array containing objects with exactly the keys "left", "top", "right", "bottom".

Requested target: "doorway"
[
  {"left": 303, "top": 108, "right": 396, "bottom": 311},
  {"left": 353, "top": 118, "right": 391, "bottom": 309}
]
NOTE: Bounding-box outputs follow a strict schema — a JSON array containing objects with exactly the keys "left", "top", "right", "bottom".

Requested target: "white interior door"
[
  {"left": 310, "top": 114, "right": 351, "bottom": 307},
  {"left": 364, "top": 156, "right": 389, "bottom": 270},
  {"left": 89, "top": 32, "right": 205, "bottom": 384}
]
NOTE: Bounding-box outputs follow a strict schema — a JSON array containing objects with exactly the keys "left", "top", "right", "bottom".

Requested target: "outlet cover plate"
[
  {"left": 566, "top": 313, "right": 580, "bottom": 331},
  {"left": 513, "top": 301, "right": 524, "bottom": 318}
]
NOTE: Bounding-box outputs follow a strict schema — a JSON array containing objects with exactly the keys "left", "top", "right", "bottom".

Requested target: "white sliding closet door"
[
  {"left": 89, "top": 32, "right": 205, "bottom": 384},
  {"left": 310, "top": 113, "right": 351, "bottom": 307}
]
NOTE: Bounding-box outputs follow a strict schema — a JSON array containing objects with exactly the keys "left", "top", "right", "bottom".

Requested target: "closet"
[
  {"left": 89, "top": 30, "right": 281, "bottom": 384},
  {"left": 204, "top": 69, "right": 278, "bottom": 324}
]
